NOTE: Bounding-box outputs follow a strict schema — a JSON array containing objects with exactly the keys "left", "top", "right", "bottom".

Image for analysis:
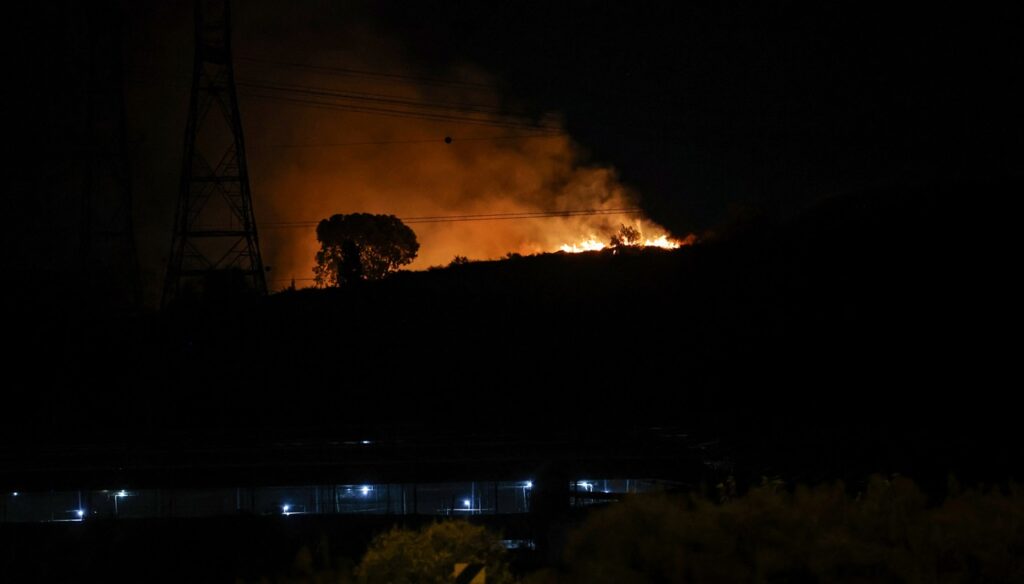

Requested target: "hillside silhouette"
[{"left": 2, "top": 177, "right": 1017, "bottom": 485}]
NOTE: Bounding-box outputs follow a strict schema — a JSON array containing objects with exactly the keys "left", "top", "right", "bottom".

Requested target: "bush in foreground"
[
  {"left": 529, "top": 476, "right": 1023, "bottom": 584},
  {"left": 356, "top": 521, "right": 513, "bottom": 584}
]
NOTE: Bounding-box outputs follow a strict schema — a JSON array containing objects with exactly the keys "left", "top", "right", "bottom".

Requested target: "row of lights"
[
  {"left": 9, "top": 490, "right": 127, "bottom": 498},
  {"left": 11, "top": 482, "right": 542, "bottom": 501},
  {"left": 282, "top": 485, "right": 374, "bottom": 515},
  {"left": 13, "top": 481, "right": 565, "bottom": 518},
  {"left": 280, "top": 481, "right": 536, "bottom": 515},
  {"left": 458, "top": 481, "right": 534, "bottom": 512},
  {"left": 72, "top": 490, "right": 131, "bottom": 520}
]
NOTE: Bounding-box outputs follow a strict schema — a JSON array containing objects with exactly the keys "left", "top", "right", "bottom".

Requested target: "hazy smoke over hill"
[
  {"left": 246, "top": 67, "right": 658, "bottom": 288},
  {"left": 121, "top": 1, "right": 679, "bottom": 294}
]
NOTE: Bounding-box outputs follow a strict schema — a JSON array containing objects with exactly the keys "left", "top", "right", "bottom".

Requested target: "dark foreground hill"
[{"left": 2, "top": 178, "right": 1018, "bottom": 484}]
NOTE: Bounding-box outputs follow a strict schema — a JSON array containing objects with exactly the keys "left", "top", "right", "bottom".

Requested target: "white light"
[
  {"left": 116, "top": 490, "right": 127, "bottom": 497},
  {"left": 282, "top": 504, "right": 290, "bottom": 513},
  {"left": 76, "top": 510, "right": 85, "bottom": 518},
  {"left": 361, "top": 440, "right": 371, "bottom": 445},
  {"left": 463, "top": 499, "right": 471, "bottom": 508},
  {"left": 11, "top": 492, "right": 17, "bottom": 497},
  {"left": 524, "top": 481, "right": 532, "bottom": 489},
  {"left": 361, "top": 486, "right": 370, "bottom": 496}
]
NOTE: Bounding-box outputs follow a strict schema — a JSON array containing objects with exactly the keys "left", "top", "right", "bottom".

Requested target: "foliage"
[
  {"left": 539, "top": 476, "right": 1024, "bottom": 584},
  {"left": 355, "top": 521, "right": 514, "bottom": 584},
  {"left": 314, "top": 213, "right": 419, "bottom": 287},
  {"left": 264, "top": 540, "right": 356, "bottom": 584},
  {"left": 449, "top": 255, "right": 471, "bottom": 266},
  {"left": 609, "top": 224, "right": 642, "bottom": 247}
]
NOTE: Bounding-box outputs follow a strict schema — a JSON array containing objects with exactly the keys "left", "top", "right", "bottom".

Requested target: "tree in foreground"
[
  {"left": 313, "top": 213, "right": 419, "bottom": 287},
  {"left": 526, "top": 476, "right": 1024, "bottom": 584},
  {"left": 356, "top": 521, "right": 513, "bottom": 584}
]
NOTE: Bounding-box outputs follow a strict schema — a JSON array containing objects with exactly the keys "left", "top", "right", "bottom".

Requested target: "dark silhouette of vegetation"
[
  {"left": 314, "top": 213, "right": 419, "bottom": 287},
  {"left": 609, "top": 224, "right": 642, "bottom": 247},
  {"left": 273, "top": 539, "right": 356, "bottom": 584},
  {"left": 529, "top": 476, "right": 1024, "bottom": 584},
  {"left": 356, "top": 521, "right": 513, "bottom": 584}
]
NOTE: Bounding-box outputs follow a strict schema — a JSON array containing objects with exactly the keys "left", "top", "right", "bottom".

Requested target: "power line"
[
  {"left": 237, "top": 79, "right": 512, "bottom": 116},
  {"left": 262, "top": 208, "right": 643, "bottom": 229},
  {"left": 402, "top": 208, "right": 641, "bottom": 222},
  {"left": 126, "top": 75, "right": 563, "bottom": 136},
  {"left": 234, "top": 75, "right": 556, "bottom": 131},
  {"left": 130, "top": 74, "right": 516, "bottom": 120},
  {"left": 240, "top": 90, "right": 560, "bottom": 132},
  {"left": 237, "top": 55, "right": 496, "bottom": 91},
  {"left": 127, "top": 73, "right": 561, "bottom": 132},
  {"left": 263, "top": 134, "right": 566, "bottom": 148}
]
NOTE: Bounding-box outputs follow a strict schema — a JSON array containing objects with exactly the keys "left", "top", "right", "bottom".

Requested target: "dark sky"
[
  {"left": 371, "top": 2, "right": 1021, "bottom": 226},
  {"left": 5, "top": 1, "right": 1021, "bottom": 297}
]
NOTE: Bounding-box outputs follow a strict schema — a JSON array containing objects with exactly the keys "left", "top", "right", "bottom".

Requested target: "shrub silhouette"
[
  {"left": 534, "top": 476, "right": 1023, "bottom": 584},
  {"left": 356, "top": 521, "right": 513, "bottom": 584}
]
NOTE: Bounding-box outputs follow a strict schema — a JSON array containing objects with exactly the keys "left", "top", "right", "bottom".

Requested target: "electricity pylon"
[
  {"left": 163, "top": 0, "right": 267, "bottom": 308},
  {"left": 81, "top": 1, "right": 141, "bottom": 310}
]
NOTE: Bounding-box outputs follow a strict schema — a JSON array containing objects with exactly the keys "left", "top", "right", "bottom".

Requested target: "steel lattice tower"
[
  {"left": 163, "top": 0, "right": 267, "bottom": 308},
  {"left": 80, "top": 1, "right": 141, "bottom": 310}
]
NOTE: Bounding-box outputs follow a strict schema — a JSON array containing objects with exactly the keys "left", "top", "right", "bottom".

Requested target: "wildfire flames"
[
  {"left": 559, "top": 238, "right": 608, "bottom": 253},
  {"left": 557, "top": 231, "right": 695, "bottom": 253},
  {"left": 232, "top": 33, "right": 699, "bottom": 285}
]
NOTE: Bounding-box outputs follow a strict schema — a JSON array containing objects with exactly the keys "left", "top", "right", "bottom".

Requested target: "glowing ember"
[
  {"left": 642, "top": 235, "right": 681, "bottom": 249},
  {"left": 558, "top": 233, "right": 694, "bottom": 253},
  {"left": 559, "top": 238, "right": 606, "bottom": 253}
]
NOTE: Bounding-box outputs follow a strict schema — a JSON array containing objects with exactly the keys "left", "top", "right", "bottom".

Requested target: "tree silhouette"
[
  {"left": 609, "top": 224, "right": 642, "bottom": 247},
  {"left": 313, "top": 213, "right": 419, "bottom": 287},
  {"left": 528, "top": 477, "right": 1024, "bottom": 584},
  {"left": 356, "top": 521, "right": 513, "bottom": 584}
]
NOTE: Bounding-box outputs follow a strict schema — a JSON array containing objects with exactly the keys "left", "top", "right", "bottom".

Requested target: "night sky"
[{"left": 6, "top": 1, "right": 1020, "bottom": 302}]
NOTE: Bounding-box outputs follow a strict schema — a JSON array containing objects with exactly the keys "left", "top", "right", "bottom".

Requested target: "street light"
[
  {"left": 113, "top": 490, "right": 128, "bottom": 515},
  {"left": 521, "top": 481, "right": 533, "bottom": 513}
]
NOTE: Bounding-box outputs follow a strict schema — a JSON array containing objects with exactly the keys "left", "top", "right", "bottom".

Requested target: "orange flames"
[
  {"left": 559, "top": 238, "right": 608, "bottom": 253},
  {"left": 557, "top": 230, "right": 696, "bottom": 254},
  {"left": 221, "top": 36, "right": 696, "bottom": 287}
]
